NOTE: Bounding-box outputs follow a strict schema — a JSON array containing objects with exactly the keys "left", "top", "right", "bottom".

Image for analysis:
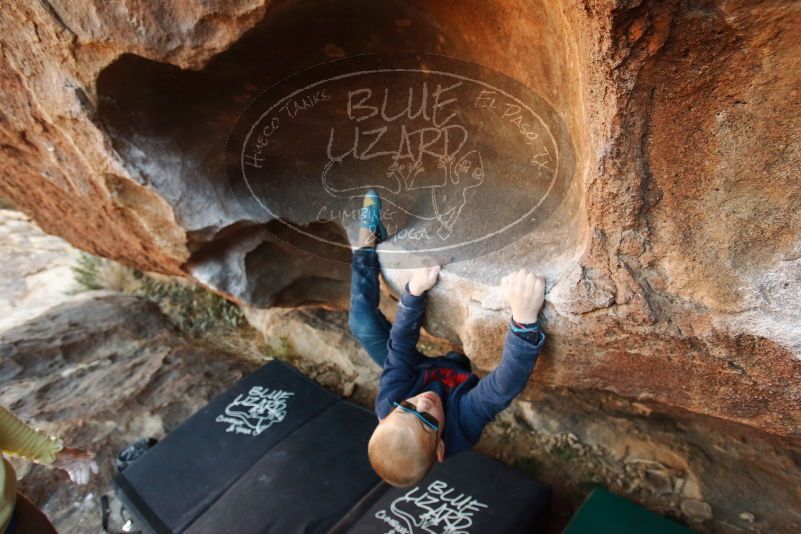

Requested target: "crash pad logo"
[
  {"left": 215, "top": 387, "right": 294, "bottom": 436},
  {"left": 374, "top": 480, "right": 488, "bottom": 534},
  {"left": 226, "top": 53, "right": 576, "bottom": 267}
]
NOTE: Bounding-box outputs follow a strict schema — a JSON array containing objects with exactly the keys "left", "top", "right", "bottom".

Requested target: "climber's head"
[{"left": 368, "top": 390, "right": 445, "bottom": 487}]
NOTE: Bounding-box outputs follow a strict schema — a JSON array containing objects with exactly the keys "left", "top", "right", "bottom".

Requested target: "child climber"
[{"left": 349, "top": 190, "right": 546, "bottom": 487}]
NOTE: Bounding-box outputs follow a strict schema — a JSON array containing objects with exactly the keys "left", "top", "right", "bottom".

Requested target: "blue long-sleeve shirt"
[{"left": 375, "top": 285, "right": 545, "bottom": 458}]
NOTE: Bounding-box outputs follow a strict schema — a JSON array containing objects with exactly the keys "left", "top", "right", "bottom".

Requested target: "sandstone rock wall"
[
  {"left": 1, "top": 0, "right": 799, "bottom": 438},
  {"left": 4, "top": 211, "right": 798, "bottom": 532}
]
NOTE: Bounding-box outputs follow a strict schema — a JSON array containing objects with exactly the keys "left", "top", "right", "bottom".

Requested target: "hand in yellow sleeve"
[{"left": 0, "top": 405, "right": 97, "bottom": 482}]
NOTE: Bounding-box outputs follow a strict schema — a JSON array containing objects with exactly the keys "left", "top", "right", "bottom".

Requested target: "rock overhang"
[
  {"left": 94, "top": 0, "right": 589, "bottom": 310},
  {"left": 2, "top": 0, "right": 800, "bottom": 439}
]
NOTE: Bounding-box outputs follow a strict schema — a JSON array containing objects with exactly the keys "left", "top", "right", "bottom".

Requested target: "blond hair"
[{"left": 368, "top": 421, "right": 436, "bottom": 487}]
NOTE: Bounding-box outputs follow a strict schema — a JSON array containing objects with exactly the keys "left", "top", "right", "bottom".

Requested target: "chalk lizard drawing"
[
  {"left": 215, "top": 387, "right": 294, "bottom": 436},
  {"left": 322, "top": 122, "right": 485, "bottom": 240},
  {"left": 376, "top": 480, "right": 488, "bottom": 534}
]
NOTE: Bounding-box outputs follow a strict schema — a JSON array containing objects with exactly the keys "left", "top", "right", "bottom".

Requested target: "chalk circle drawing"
[
  {"left": 214, "top": 386, "right": 294, "bottom": 436},
  {"left": 373, "top": 480, "right": 488, "bottom": 534},
  {"left": 226, "top": 53, "right": 576, "bottom": 268}
]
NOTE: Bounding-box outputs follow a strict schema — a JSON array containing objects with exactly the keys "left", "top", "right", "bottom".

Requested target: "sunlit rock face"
[{"left": 1, "top": 0, "right": 800, "bottom": 438}]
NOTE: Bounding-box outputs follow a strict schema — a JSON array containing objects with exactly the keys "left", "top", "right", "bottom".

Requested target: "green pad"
[{"left": 563, "top": 488, "right": 697, "bottom": 534}]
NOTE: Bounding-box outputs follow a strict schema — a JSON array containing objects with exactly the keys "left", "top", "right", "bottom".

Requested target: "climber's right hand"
[{"left": 502, "top": 269, "right": 545, "bottom": 323}]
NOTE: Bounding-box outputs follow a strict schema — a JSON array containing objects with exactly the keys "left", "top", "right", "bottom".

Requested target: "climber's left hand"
[
  {"left": 53, "top": 447, "right": 99, "bottom": 485},
  {"left": 408, "top": 265, "right": 441, "bottom": 296}
]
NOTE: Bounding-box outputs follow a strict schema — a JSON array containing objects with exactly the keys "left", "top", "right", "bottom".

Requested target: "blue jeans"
[
  {"left": 348, "top": 248, "right": 472, "bottom": 371},
  {"left": 348, "top": 248, "right": 391, "bottom": 367}
]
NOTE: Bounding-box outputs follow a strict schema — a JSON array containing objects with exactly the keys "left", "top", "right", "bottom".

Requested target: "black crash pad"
[
  {"left": 115, "top": 360, "right": 337, "bottom": 533},
  {"left": 332, "top": 451, "right": 551, "bottom": 534},
  {"left": 185, "top": 401, "right": 381, "bottom": 534}
]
